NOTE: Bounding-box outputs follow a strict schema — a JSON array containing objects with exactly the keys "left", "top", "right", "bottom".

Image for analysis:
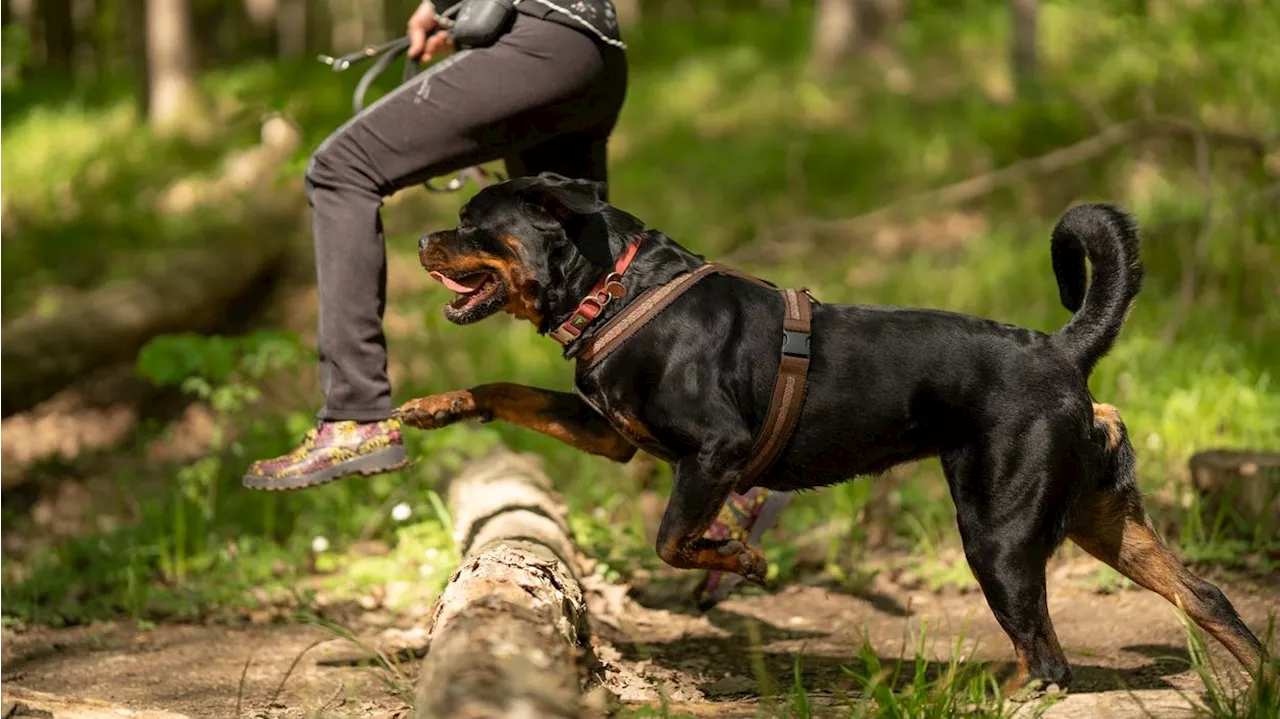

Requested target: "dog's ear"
[{"left": 517, "top": 172, "right": 608, "bottom": 225}]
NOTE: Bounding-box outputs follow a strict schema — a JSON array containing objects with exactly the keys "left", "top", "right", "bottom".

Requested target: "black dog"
[{"left": 398, "top": 172, "right": 1264, "bottom": 691}]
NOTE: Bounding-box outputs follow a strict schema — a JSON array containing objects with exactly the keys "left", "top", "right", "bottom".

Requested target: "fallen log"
[
  {"left": 414, "top": 448, "right": 593, "bottom": 719},
  {"left": 1, "top": 686, "right": 190, "bottom": 719},
  {"left": 0, "top": 120, "right": 305, "bottom": 418}
]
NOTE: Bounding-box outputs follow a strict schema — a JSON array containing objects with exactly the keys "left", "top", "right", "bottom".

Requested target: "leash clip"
[{"left": 317, "top": 54, "right": 352, "bottom": 71}]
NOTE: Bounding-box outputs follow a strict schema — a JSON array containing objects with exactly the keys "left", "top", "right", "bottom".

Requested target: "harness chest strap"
[{"left": 574, "top": 263, "right": 813, "bottom": 484}]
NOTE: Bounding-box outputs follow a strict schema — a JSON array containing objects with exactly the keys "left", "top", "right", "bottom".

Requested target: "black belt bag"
[
  {"left": 449, "top": 0, "right": 518, "bottom": 49},
  {"left": 451, "top": 0, "right": 597, "bottom": 49}
]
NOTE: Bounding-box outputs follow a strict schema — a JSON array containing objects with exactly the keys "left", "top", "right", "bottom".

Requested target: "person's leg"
[{"left": 246, "top": 16, "right": 624, "bottom": 490}]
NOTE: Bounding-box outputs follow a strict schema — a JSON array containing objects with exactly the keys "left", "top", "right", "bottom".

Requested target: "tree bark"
[
  {"left": 0, "top": 123, "right": 303, "bottom": 418},
  {"left": 276, "top": 0, "right": 308, "bottom": 57},
  {"left": 41, "top": 0, "right": 74, "bottom": 71},
  {"left": 146, "top": 0, "right": 201, "bottom": 135},
  {"left": 414, "top": 449, "right": 592, "bottom": 719},
  {"left": 859, "top": 0, "right": 907, "bottom": 55},
  {"left": 1189, "top": 449, "right": 1280, "bottom": 529},
  {"left": 329, "top": 0, "right": 363, "bottom": 53},
  {"left": 613, "top": 0, "right": 640, "bottom": 27},
  {"left": 807, "top": 0, "right": 857, "bottom": 78},
  {"left": 1011, "top": 0, "right": 1039, "bottom": 101},
  {"left": 1, "top": 686, "right": 189, "bottom": 719}
]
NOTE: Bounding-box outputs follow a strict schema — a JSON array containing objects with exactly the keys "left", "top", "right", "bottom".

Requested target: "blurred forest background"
[{"left": 1, "top": 0, "right": 1278, "bottom": 716}]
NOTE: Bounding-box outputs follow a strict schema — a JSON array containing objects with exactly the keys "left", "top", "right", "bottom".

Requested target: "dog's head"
[{"left": 418, "top": 172, "right": 643, "bottom": 330}]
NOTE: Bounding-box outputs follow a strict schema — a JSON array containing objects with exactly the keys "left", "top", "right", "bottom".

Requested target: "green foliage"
[
  {"left": 1, "top": 23, "right": 32, "bottom": 89},
  {"left": 137, "top": 329, "right": 310, "bottom": 389},
  {"left": 1180, "top": 614, "right": 1280, "bottom": 719},
  {"left": 837, "top": 627, "right": 1033, "bottom": 719},
  {"left": 4, "top": 0, "right": 1278, "bottom": 668}
]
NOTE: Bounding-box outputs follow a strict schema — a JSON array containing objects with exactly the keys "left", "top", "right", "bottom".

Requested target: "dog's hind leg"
[
  {"left": 1068, "top": 485, "right": 1264, "bottom": 673},
  {"left": 942, "top": 439, "right": 1075, "bottom": 693}
]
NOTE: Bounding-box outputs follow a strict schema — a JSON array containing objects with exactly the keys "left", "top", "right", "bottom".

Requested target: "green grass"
[
  {"left": 1178, "top": 614, "right": 1280, "bottom": 719},
  {"left": 3, "top": 0, "right": 1277, "bottom": 654}
]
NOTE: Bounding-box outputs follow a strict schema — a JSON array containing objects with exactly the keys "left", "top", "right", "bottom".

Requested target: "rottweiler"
[{"left": 397, "top": 172, "right": 1265, "bottom": 692}]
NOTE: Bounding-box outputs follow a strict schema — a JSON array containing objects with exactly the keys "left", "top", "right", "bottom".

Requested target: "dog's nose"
[{"left": 418, "top": 234, "right": 431, "bottom": 252}]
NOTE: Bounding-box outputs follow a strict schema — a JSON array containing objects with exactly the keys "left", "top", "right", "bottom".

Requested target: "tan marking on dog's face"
[
  {"left": 1092, "top": 402, "right": 1123, "bottom": 451},
  {"left": 417, "top": 229, "right": 544, "bottom": 326},
  {"left": 494, "top": 234, "right": 543, "bottom": 326}
]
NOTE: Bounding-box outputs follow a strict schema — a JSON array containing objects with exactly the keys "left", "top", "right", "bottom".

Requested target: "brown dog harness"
[{"left": 570, "top": 259, "right": 814, "bottom": 484}]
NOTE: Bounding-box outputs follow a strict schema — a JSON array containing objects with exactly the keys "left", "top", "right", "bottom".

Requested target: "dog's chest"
[{"left": 574, "top": 381, "right": 676, "bottom": 462}]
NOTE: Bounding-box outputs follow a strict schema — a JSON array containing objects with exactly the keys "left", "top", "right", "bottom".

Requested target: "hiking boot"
[
  {"left": 243, "top": 419, "right": 409, "bottom": 491},
  {"left": 694, "top": 487, "right": 792, "bottom": 611}
]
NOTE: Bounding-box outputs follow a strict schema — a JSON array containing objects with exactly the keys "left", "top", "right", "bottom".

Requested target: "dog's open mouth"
[{"left": 430, "top": 270, "right": 507, "bottom": 323}]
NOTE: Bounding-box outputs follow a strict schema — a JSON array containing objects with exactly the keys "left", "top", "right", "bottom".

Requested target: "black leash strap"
[{"left": 316, "top": 8, "right": 505, "bottom": 194}]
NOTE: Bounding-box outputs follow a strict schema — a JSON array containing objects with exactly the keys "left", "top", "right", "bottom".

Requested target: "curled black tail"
[{"left": 1049, "top": 204, "right": 1144, "bottom": 378}]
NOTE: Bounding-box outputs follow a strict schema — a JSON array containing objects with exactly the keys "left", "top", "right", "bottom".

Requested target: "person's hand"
[
  {"left": 423, "top": 30, "right": 455, "bottom": 61},
  {"left": 407, "top": 1, "right": 455, "bottom": 63}
]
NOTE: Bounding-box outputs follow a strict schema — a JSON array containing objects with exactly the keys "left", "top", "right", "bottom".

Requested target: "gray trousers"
[{"left": 305, "top": 14, "right": 627, "bottom": 421}]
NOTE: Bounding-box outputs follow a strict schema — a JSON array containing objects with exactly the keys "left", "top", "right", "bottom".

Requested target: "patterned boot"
[
  {"left": 694, "top": 487, "right": 792, "bottom": 611},
  {"left": 243, "top": 419, "right": 408, "bottom": 491}
]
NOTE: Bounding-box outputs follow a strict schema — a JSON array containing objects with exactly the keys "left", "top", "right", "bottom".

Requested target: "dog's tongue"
[{"left": 430, "top": 271, "right": 488, "bottom": 294}]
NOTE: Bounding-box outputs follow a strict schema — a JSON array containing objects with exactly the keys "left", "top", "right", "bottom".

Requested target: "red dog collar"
[{"left": 549, "top": 237, "right": 643, "bottom": 345}]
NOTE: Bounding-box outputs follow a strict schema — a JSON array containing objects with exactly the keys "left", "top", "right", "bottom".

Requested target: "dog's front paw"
[{"left": 395, "top": 391, "right": 481, "bottom": 429}]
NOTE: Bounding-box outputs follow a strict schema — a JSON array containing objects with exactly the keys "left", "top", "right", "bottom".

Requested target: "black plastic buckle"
[{"left": 781, "top": 330, "right": 811, "bottom": 358}]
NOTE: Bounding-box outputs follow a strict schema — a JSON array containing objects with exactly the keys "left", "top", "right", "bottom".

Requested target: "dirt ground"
[{"left": 3, "top": 555, "right": 1275, "bottom": 719}]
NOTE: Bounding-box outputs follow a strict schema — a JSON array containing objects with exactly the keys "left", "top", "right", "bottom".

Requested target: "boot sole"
[{"left": 243, "top": 446, "right": 409, "bottom": 492}]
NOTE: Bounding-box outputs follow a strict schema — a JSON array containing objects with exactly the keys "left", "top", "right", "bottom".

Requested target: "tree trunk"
[
  {"left": 244, "top": 0, "right": 277, "bottom": 28},
  {"left": 859, "top": 0, "right": 907, "bottom": 57},
  {"left": 807, "top": 0, "right": 857, "bottom": 78},
  {"left": 613, "top": 0, "right": 640, "bottom": 27},
  {"left": 413, "top": 449, "right": 592, "bottom": 719},
  {"left": 13, "top": 0, "right": 45, "bottom": 66},
  {"left": 1189, "top": 449, "right": 1280, "bottom": 531},
  {"left": 146, "top": 0, "right": 201, "bottom": 135},
  {"left": 363, "top": 0, "right": 387, "bottom": 45},
  {"left": 1, "top": 686, "right": 189, "bottom": 719},
  {"left": 276, "top": 0, "right": 307, "bottom": 57},
  {"left": 329, "top": 0, "right": 363, "bottom": 52},
  {"left": 0, "top": 122, "right": 303, "bottom": 418},
  {"left": 72, "top": 0, "right": 97, "bottom": 82},
  {"left": 1011, "top": 0, "right": 1039, "bottom": 100},
  {"left": 41, "top": 0, "right": 74, "bottom": 71}
]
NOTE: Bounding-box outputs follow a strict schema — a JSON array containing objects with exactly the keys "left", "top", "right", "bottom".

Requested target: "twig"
[
  {"left": 1162, "top": 130, "right": 1215, "bottom": 344},
  {"left": 320, "top": 679, "right": 346, "bottom": 712},
  {"left": 820, "top": 117, "right": 1268, "bottom": 235},
  {"left": 235, "top": 652, "right": 254, "bottom": 719},
  {"left": 269, "top": 638, "right": 328, "bottom": 706},
  {"left": 729, "top": 116, "right": 1273, "bottom": 265}
]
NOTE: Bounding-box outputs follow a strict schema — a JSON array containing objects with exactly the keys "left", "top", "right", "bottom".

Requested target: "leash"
[{"left": 317, "top": 7, "right": 506, "bottom": 194}]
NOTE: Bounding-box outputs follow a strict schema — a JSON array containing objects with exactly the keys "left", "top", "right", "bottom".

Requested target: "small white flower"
[
  {"left": 425, "top": 547, "right": 439, "bottom": 561},
  {"left": 311, "top": 535, "right": 330, "bottom": 553},
  {"left": 391, "top": 502, "right": 412, "bottom": 522}
]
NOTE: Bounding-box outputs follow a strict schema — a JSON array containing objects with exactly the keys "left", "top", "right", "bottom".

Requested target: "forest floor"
[
  {"left": 3, "top": 551, "right": 1275, "bottom": 719},
  {"left": 4, "top": 237, "right": 1277, "bottom": 719}
]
